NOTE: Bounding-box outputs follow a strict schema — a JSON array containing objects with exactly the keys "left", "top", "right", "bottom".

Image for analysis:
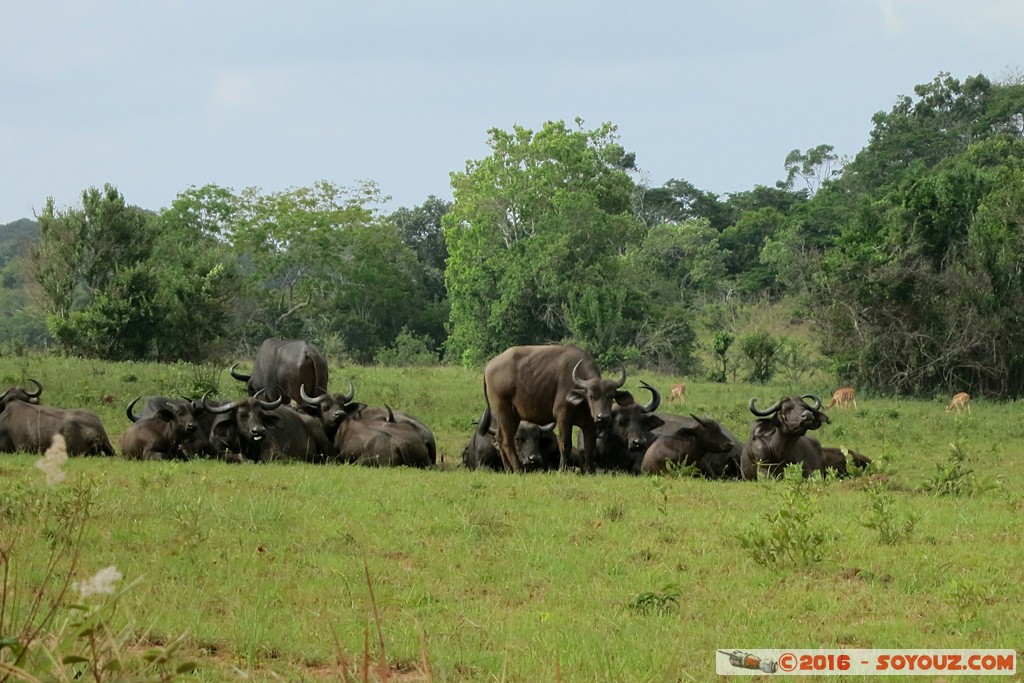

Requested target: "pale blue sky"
[{"left": 1, "top": 0, "right": 1021, "bottom": 222}]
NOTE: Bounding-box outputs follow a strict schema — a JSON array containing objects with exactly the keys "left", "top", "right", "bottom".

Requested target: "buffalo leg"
[{"left": 493, "top": 414, "right": 522, "bottom": 473}]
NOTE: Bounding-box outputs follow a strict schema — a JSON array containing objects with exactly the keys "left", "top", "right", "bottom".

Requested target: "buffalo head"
[
  {"left": 566, "top": 359, "right": 629, "bottom": 429},
  {"left": 0, "top": 379, "right": 43, "bottom": 410},
  {"left": 749, "top": 394, "right": 830, "bottom": 436}
]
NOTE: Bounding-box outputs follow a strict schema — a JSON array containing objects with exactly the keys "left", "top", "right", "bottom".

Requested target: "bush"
[{"left": 374, "top": 329, "right": 439, "bottom": 367}]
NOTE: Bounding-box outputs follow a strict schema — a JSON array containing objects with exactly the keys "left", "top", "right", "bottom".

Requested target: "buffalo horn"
[
  {"left": 640, "top": 380, "right": 661, "bottom": 413},
  {"left": 539, "top": 422, "right": 556, "bottom": 433},
  {"left": 229, "top": 363, "right": 251, "bottom": 383},
  {"left": 25, "top": 379, "right": 43, "bottom": 398},
  {"left": 300, "top": 384, "right": 326, "bottom": 406},
  {"left": 571, "top": 359, "right": 587, "bottom": 387},
  {"left": 477, "top": 408, "right": 493, "bottom": 436},
  {"left": 126, "top": 396, "right": 142, "bottom": 423},
  {"left": 203, "top": 391, "right": 236, "bottom": 414},
  {"left": 801, "top": 393, "right": 823, "bottom": 411},
  {"left": 749, "top": 397, "right": 781, "bottom": 417},
  {"left": 254, "top": 389, "right": 283, "bottom": 411},
  {"left": 612, "top": 364, "right": 627, "bottom": 388},
  {"left": 339, "top": 380, "right": 355, "bottom": 404}
]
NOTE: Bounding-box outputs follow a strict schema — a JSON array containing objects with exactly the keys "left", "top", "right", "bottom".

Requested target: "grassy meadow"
[{"left": 1, "top": 355, "right": 1022, "bottom": 682}]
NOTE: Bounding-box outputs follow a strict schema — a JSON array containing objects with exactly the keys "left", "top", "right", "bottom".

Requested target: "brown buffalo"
[
  {"left": 740, "top": 394, "right": 830, "bottom": 480},
  {"left": 0, "top": 401, "right": 114, "bottom": 456},
  {"left": 821, "top": 446, "right": 873, "bottom": 477},
  {"left": 202, "top": 392, "right": 331, "bottom": 463},
  {"left": 0, "top": 379, "right": 43, "bottom": 409},
  {"left": 121, "top": 396, "right": 195, "bottom": 461},
  {"left": 230, "top": 337, "right": 329, "bottom": 405},
  {"left": 336, "top": 405, "right": 431, "bottom": 468},
  {"left": 589, "top": 382, "right": 664, "bottom": 473},
  {"left": 461, "top": 408, "right": 559, "bottom": 472},
  {"left": 483, "top": 344, "right": 628, "bottom": 473},
  {"left": 640, "top": 415, "right": 736, "bottom": 476}
]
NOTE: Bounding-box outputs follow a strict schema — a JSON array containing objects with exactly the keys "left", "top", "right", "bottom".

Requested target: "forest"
[{"left": 2, "top": 71, "right": 1024, "bottom": 398}]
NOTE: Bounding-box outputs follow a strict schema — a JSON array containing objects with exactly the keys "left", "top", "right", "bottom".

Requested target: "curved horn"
[
  {"left": 749, "top": 397, "right": 782, "bottom": 417},
  {"left": 25, "top": 379, "right": 43, "bottom": 398},
  {"left": 801, "top": 393, "right": 823, "bottom": 411},
  {"left": 383, "top": 404, "right": 396, "bottom": 423},
  {"left": 639, "top": 380, "right": 661, "bottom": 413},
  {"left": 612, "top": 363, "right": 627, "bottom": 389},
  {"left": 539, "top": 422, "right": 556, "bottom": 433},
  {"left": 476, "top": 408, "right": 492, "bottom": 436},
  {"left": 300, "top": 384, "right": 326, "bottom": 406},
  {"left": 229, "top": 363, "right": 251, "bottom": 383},
  {"left": 339, "top": 379, "right": 355, "bottom": 404},
  {"left": 0, "top": 389, "right": 9, "bottom": 403},
  {"left": 203, "top": 391, "right": 236, "bottom": 415},
  {"left": 572, "top": 359, "right": 587, "bottom": 388},
  {"left": 126, "top": 396, "right": 142, "bottom": 423},
  {"left": 255, "top": 389, "right": 283, "bottom": 411}
]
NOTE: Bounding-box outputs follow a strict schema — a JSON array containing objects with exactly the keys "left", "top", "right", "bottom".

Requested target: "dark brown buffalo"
[
  {"left": 335, "top": 405, "right": 431, "bottom": 468},
  {"left": 640, "top": 415, "right": 737, "bottom": 476},
  {"left": 461, "top": 408, "right": 559, "bottom": 471},
  {"left": 230, "top": 338, "right": 329, "bottom": 405},
  {"left": 0, "top": 379, "right": 43, "bottom": 409},
  {"left": 0, "top": 401, "right": 114, "bottom": 456},
  {"left": 740, "top": 395, "right": 830, "bottom": 480},
  {"left": 590, "top": 382, "right": 665, "bottom": 473},
  {"left": 649, "top": 413, "right": 744, "bottom": 478},
  {"left": 203, "top": 392, "right": 329, "bottom": 463},
  {"left": 121, "top": 396, "right": 195, "bottom": 461},
  {"left": 821, "top": 446, "right": 873, "bottom": 477},
  {"left": 483, "top": 344, "right": 628, "bottom": 473}
]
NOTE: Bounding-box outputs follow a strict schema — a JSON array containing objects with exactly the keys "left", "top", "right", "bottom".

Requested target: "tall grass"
[{"left": 0, "top": 356, "right": 1022, "bottom": 681}]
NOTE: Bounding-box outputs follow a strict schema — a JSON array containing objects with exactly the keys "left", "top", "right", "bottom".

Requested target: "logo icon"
[{"left": 720, "top": 650, "right": 779, "bottom": 674}]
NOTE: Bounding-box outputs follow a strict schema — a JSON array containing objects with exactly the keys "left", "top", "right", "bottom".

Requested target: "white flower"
[
  {"left": 74, "top": 566, "right": 123, "bottom": 598},
  {"left": 35, "top": 434, "right": 68, "bottom": 486}
]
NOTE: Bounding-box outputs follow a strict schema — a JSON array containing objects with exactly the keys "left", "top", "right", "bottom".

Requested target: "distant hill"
[{"left": 0, "top": 218, "right": 39, "bottom": 267}]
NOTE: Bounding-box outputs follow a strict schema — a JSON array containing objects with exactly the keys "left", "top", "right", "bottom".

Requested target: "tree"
[
  {"left": 443, "top": 120, "right": 689, "bottom": 367},
  {"left": 782, "top": 144, "right": 842, "bottom": 196},
  {"left": 28, "top": 184, "right": 158, "bottom": 358}
]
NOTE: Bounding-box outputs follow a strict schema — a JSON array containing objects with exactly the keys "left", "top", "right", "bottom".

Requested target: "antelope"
[
  {"left": 825, "top": 386, "right": 857, "bottom": 410},
  {"left": 946, "top": 392, "right": 971, "bottom": 414},
  {"left": 669, "top": 383, "right": 686, "bottom": 404}
]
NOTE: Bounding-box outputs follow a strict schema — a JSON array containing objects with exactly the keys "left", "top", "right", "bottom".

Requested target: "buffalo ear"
[
  {"left": 343, "top": 402, "right": 368, "bottom": 416},
  {"left": 565, "top": 389, "right": 587, "bottom": 406},
  {"left": 751, "top": 421, "right": 777, "bottom": 439},
  {"left": 613, "top": 390, "right": 634, "bottom": 405},
  {"left": 262, "top": 413, "right": 281, "bottom": 428},
  {"left": 156, "top": 409, "right": 176, "bottom": 422},
  {"left": 641, "top": 414, "right": 665, "bottom": 431}
]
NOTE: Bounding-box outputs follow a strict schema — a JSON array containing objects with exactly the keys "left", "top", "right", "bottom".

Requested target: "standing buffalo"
[
  {"left": 0, "top": 401, "right": 114, "bottom": 456},
  {"left": 461, "top": 408, "right": 559, "bottom": 471},
  {"left": 0, "top": 379, "right": 43, "bottom": 409},
  {"left": 740, "top": 395, "right": 830, "bottom": 480},
  {"left": 483, "top": 344, "right": 628, "bottom": 473},
  {"left": 640, "top": 415, "right": 737, "bottom": 476},
  {"left": 335, "top": 405, "right": 431, "bottom": 468},
  {"left": 121, "top": 396, "right": 196, "bottom": 461},
  {"left": 230, "top": 338, "right": 329, "bottom": 405}
]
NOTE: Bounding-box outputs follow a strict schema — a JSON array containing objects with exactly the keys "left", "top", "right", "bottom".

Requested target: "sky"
[{"left": 1, "top": 0, "right": 1022, "bottom": 223}]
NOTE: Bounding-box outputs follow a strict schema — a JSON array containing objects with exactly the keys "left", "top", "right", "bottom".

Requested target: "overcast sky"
[{"left": 1, "top": 1, "right": 1021, "bottom": 223}]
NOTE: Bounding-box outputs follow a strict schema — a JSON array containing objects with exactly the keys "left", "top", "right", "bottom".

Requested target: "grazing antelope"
[
  {"left": 669, "top": 383, "right": 686, "bottom": 404},
  {"left": 825, "top": 386, "right": 857, "bottom": 410},
  {"left": 946, "top": 392, "right": 971, "bottom": 414}
]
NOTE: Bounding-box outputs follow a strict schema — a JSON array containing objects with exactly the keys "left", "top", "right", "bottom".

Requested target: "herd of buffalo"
[{"left": 0, "top": 338, "right": 876, "bottom": 480}]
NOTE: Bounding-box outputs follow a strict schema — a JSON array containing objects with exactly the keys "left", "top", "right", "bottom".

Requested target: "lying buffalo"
[
  {"left": 0, "top": 379, "right": 43, "bottom": 410},
  {"left": 589, "top": 381, "right": 665, "bottom": 473},
  {"left": 483, "top": 344, "right": 628, "bottom": 472},
  {"left": 640, "top": 415, "right": 737, "bottom": 477},
  {"left": 740, "top": 394, "right": 830, "bottom": 480},
  {"left": 203, "top": 392, "right": 330, "bottom": 463},
  {"left": 299, "top": 384, "right": 437, "bottom": 464},
  {"left": 649, "top": 413, "right": 744, "bottom": 478},
  {"left": 336, "top": 405, "right": 431, "bottom": 468},
  {"left": 231, "top": 337, "right": 329, "bottom": 405},
  {"left": 121, "top": 396, "right": 196, "bottom": 461},
  {"left": 462, "top": 408, "right": 559, "bottom": 471},
  {"left": 822, "top": 446, "right": 873, "bottom": 477},
  {"left": 0, "top": 401, "right": 114, "bottom": 456}
]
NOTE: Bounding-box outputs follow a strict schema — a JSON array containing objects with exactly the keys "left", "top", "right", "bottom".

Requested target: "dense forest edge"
[{"left": 3, "top": 71, "right": 1024, "bottom": 398}]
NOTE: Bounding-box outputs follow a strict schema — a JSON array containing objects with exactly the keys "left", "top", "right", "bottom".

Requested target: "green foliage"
[
  {"left": 860, "top": 484, "right": 919, "bottom": 545},
  {"left": 374, "top": 328, "right": 440, "bottom": 367},
  {"left": 922, "top": 442, "right": 992, "bottom": 496},
  {"left": 627, "top": 584, "right": 680, "bottom": 616},
  {"left": 708, "top": 332, "right": 734, "bottom": 383},
  {"left": 739, "top": 331, "right": 779, "bottom": 383},
  {"left": 444, "top": 120, "right": 672, "bottom": 365},
  {"left": 737, "top": 467, "right": 836, "bottom": 568}
]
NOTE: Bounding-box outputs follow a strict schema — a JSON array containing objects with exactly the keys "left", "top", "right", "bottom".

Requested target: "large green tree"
[{"left": 444, "top": 120, "right": 690, "bottom": 368}]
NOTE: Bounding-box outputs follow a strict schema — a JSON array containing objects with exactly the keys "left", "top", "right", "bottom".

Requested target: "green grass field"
[{"left": 1, "top": 356, "right": 1022, "bottom": 682}]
